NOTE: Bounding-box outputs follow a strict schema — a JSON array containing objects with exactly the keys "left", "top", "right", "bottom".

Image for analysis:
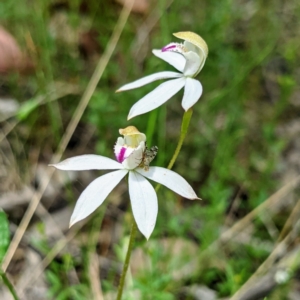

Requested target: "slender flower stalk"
[
  {"left": 117, "top": 31, "right": 208, "bottom": 119},
  {"left": 116, "top": 221, "right": 137, "bottom": 300},
  {"left": 167, "top": 109, "right": 193, "bottom": 170}
]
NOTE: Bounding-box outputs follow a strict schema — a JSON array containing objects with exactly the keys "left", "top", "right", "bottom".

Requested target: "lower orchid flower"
[
  {"left": 117, "top": 31, "right": 208, "bottom": 120},
  {"left": 50, "top": 126, "right": 200, "bottom": 239}
]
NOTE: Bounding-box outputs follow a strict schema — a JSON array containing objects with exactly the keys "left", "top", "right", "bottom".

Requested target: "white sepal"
[
  {"left": 50, "top": 154, "right": 123, "bottom": 171},
  {"left": 129, "top": 171, "right": 158, "bottom": 239},
  {"left": 182, "top": 51, "right": 201, "bottom": 77},
  {"left": 114, "top": 137, "right": 135, "bottom": 163},
  {"left": 127, "top": 77, "right": 186, "bottom": 120},
  {"left": 184, "top": 41, "right": 199, "bottom": 54},
  {"left": 122, "top": 141, "right": 145, "bottom": 170},
  {"left": 70, "top": 169, "right": 128, "bottom": 227},
  {"left": 152, "top": 49, "right": 186, "bottom": 73},
  {"left": 117, "top": 71, "right": 182, "bottom": 92},
  {"left": 137, "top": 167, "right": 200, "bottom": 200},
  {"left": 182, "top": 78, "right": 203, "bottom": 111}
]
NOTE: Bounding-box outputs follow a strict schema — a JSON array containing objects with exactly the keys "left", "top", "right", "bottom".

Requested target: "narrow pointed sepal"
[
  {"left": 69, "top": 169, "right": 128, "bottom": 227},
  {"left": 127, "top": 77, "right": 186, "bottom": 120},
  {"left": 116, "top": 71, "right": 182, "bottom": 92},
  {"left": 137, "top": 167, "right": 200, "bottom": 200},
  {"left": 129, "top": 171, "right": 158, "bottom": 239},
  {"left": 50, "top": 154, "right": 123, "bottom": 171},
  {"left": 182, "top": 78, "right": 203, "bottom": 111}
]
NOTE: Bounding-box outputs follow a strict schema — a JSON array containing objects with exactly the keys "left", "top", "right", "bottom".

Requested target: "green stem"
[
  {"left": 167, "top": 109, "right": 193, "bottom": 170},
  {"left": 116, "top": 109, "right": 193, "bottom": 299},
  {"left": 0, "top": 271, "right": 19, "bottom": 300},
  {"left": 116, "top": 221, "right": 137, "bottom": 300},
  {"left": 156, "top": 109, "right": 193, "bottom": 192}
]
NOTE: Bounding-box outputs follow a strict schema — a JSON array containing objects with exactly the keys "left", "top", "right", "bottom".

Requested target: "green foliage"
[
  {"left": 0, "top": 211, "right": 9, "bottom": 265},
  {"left": 0, "top": 212, "right": 18, "bottom": 300},
  {"left": 46, "top": 269, "right": 89, "bottom": 300}
]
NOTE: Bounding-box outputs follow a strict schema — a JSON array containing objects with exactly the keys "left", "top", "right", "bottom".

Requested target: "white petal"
[
  {"left": 136, "top": 167, "right": 200, "bottom": 200},
  {"left": 114, "top": 139, "right": 135, "bottom": 163},
  {"left": 184, "top": 41, "right": 198, "bottom": 53},
  {"left": 70, "top": 169, "right": 128, "bottom": 226},
  {"left": 152, "top": 49, "right": 186, "bottom": 73},
  {"left": 184, "top": 41, "right": 207, "bottom": 73},
  {"left": 50, "top": 155, "right": 123, "bottom": 171},
  {"left": 122, "top": 141, "right": 146, "bottom": 170},
  {"left": 116, "top": 71, "right": 182, "bottom": 92},
  {"left": 183, "top": 51, "right": 201, "bottom": 77},
  {"left": 182, "top": 78, "right": 203, "bottom": 111},
  {"left": 129, "top": 171, "right": 158, "bottom": 239},
  {"left": 128, "top": 77, "right": 186, "bottom": 120},
  {"left": 115, "top": 137, "right": 125, "bottom": 146}
]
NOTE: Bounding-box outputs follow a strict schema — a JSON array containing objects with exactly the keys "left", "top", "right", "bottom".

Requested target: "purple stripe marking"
[
  {"left": 162, "top": 45, "right": 176, "bottom": 52},
  {"left": 117, "top": 147, "right": 126, "bottom": 163}
]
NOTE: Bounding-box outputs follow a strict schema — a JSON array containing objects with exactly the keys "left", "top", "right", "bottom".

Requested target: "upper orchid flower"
[
  {"left": 50, "top": 126, "right": 199, "bottom": 239},
  {"left": 117, "top": 31, "right": 208, "bottom": 120}
]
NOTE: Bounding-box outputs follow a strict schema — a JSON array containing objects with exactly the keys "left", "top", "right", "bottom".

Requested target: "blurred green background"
[{"left": 0, "top": 0, "right": 300, "bottom": 299}]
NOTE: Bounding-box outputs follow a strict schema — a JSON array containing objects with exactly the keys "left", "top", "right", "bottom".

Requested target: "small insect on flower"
[{"left": 139, "top": 145, "right": 158, "bottom": 171}]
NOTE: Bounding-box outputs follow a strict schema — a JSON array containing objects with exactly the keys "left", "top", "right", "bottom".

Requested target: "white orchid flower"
[
  {"left": 117, "top": 31, "right": 208, "bottom": 120},
  {"left": 50, "top": 126, "right": 199, "bottom": 239}
]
